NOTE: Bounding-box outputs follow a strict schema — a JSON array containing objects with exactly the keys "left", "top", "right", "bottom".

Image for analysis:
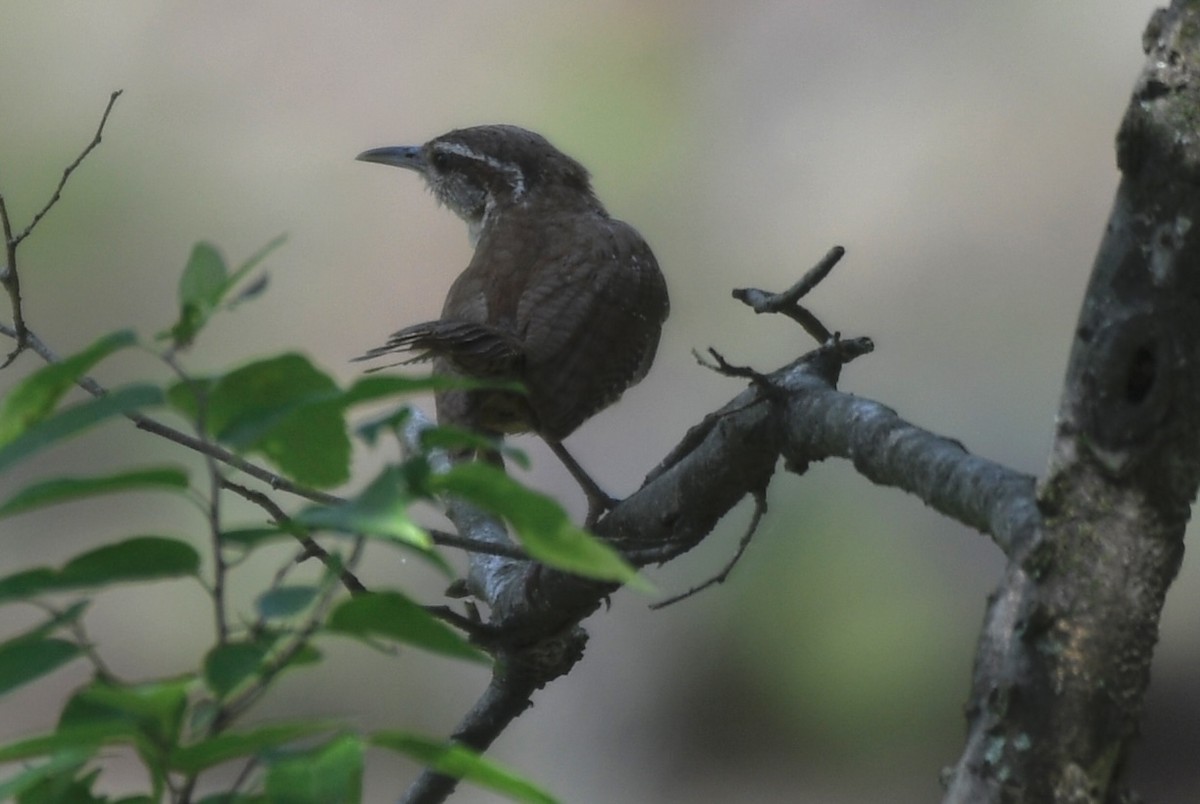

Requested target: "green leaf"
[
  {"left": 0, "top": 750, "right": 91, "bottom": 802},
  {"left": 203, "top": 642, "right": 270, "bottom": 698},
  {"left": 0, "top": 330, "right": 136, "bottom": 446},
  {"left": 418, "top": 425, "right": 530, "bottom": 470},
  {"left": 2, "top": 602, "right": 89, "bottom": 643},
  {"left": 0, "top": 569, "right": 58, "bottom": 604},
  {"left": 59, "top": 678, "right": 190, "bottom": 753},
  {"left": 0, "top": 384, "right": 164, "bottom": 476},
  {"left": 296, "top": 466, "right": 430, "bottom": 549},
  {"left": 255, "top": 586, "right": 319, "bottom": 619},
  {"left": 61, "top": 536, "right": 200, "bottom": 586},
  {"left": 430, "top": 463, "right": 648, "bottom": 590},
  {"left": 264, "top": 734, "right": 362, "bottom": 804},
  {"left": 165, "top": 236, "right": 285, "bottom": 347},
  {"left": 353, "top": 405, "right": 412, "bottom": 447},
  {"left": 23, "top": 687, "right": 186, "bottom": 800},
  {"left": 220, "top": 526, "right": 290, "bottom": 550},
  {"left": 57, "top": 681, "right": 184, "bottom": 801},
  {"left": 327, "top": 592, "right": 487, "bottom": 664},
  {"left": 372, "top": 732, "right": 558, "bottom": 804},
  {"left": 343, "top": 374, "right": 525, "bottom": 444},
  {"left": 169, "top": 243, "right": 228, "bottom": 346},
  {"left": 0, "top": 724, "right": 147, "bottom": 763},
  {"left": 164, "top": 375, "right": 211, "bottom": 421},
  {"left": 0, "top": 536, "right": 200, "bottom": 604},
  {"left": 170, "top": 722, "right": 338, "bottom": 774},
  {"left": 209, "top": 359, "right": 337, "bottom": 448},
  {"left": 0, "top": 637, "right": 82, "bottom": 695},
  {"left": 0, "top": 466, "right": 189, "bottom": 518},
  {"left": 180, "top": 243, "right": 229, "bottom": 311},
  {"left": 170, "top": 354, "right": 349, "bottom": 488},
  {"left": 198, "top": 634, "right": 319, "bottom": 710}
]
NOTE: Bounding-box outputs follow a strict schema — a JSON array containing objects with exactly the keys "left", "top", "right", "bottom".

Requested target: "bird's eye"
[{"left": 430, "top": 150, "right": 450, "bottom": 171}]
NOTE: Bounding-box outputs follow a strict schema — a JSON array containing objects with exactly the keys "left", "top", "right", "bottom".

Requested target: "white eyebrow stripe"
[{"left": 433, "top": 141, "right": 526, "bottom": 199}]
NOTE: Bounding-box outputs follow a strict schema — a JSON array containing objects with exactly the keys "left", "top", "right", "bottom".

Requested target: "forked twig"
[
  {"left": 0, "top": 90, "right": 123, "bottom": 366},
  {"left": 732, "top": 245, "right": 846, "bottom": 343},
  {"left": 11, "top": 90, "right": 124, "bottom": 249}
]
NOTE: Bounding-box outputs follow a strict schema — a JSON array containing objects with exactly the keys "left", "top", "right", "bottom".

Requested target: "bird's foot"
[
  {"left": 583, "top": 489, "right": 618, "bottom": 529},
  {"left": 546, "top": 440, "right": 619, "bottom": 528}
]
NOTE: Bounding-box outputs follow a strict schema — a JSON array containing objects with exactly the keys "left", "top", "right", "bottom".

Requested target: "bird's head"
[{"left": 357, "top": 124, "right": 595, "bottom": 245}]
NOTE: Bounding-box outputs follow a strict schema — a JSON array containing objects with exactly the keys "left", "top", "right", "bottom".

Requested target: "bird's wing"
[{"left": 516, "top": 216, "right": 669, "bottom": 440}]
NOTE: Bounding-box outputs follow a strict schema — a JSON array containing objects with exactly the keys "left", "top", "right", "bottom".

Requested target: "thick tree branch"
[
  {"left": 402, "top": 331, "right": 1035, "bottom": 802},
  {"left": 944, "top": 4, "right": 1200, "bottom": 800},
  {"left": 783, "top": 378, "right": 1040, "bottom": 557}
]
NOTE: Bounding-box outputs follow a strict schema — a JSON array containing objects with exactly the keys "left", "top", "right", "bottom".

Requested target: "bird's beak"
[{"left": 356, "top": 145, "right": 426, "bottom": 172}]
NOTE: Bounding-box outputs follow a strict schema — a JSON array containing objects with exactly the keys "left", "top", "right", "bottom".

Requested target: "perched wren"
[{"left": 356, "top": 125, "right": 669, "bottom": 522}]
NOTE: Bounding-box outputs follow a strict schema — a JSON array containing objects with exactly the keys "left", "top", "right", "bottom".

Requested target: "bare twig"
[
  {"left": 740, "top": 245, "right": 845, "bottom": 308},
  {"left": 694, "top": 346, "right": 774, "bottom": 386},
  {"left": 11, "top": 90, "right": 123, "bottom": 248},
  {"left": 649, "top": 488, "right": 768, "bottom": 609},
  {"left": 732, "top": 245, "right": 846, "bottom": 343},
  {"left": 0, "top": 90, "right": 123, "bottom": 366}
]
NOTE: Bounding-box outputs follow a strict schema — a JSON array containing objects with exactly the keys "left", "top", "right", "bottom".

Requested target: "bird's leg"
[{"left": 546, "top": 441, "right": 617, "bottom": 527}]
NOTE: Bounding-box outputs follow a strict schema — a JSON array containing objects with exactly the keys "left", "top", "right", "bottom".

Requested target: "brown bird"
[{"left": 356, "top": 125, "right": 669, "bottom": 523}]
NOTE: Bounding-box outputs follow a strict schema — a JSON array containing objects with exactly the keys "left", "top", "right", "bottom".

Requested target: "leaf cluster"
[{"left": 0, "top": 240, "right": 637, "bottom": 802}]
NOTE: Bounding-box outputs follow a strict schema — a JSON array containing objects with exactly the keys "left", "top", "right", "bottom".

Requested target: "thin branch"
[
  {"left": 426, "top": 528, "right": 529, "bottom": 560},
  {"left": 207, "top": 460, "right": 229, "bottom": 642},
  {"left": 12, "top": 90, "right": 123, "bottom": 248},
  {"left": 0, "top": 193, "right": 19, "bottom": 364},
  {"left": 0, "top": 90, "right": 123, "bottom": 366},
  {"left": 226, "top": 757, "right": 261, "bottom": 800},
  {"left": 31, "top": 600, "right": 121, "bottom": 684},
  {"left": 649, "top": 487, "right": 768, "bottom": 609},
  {"left": 162, "top": 350, "right": 231, "bottom": 643},
  {"left": 694, "top": 346, "right": 773, "bottom": 385},
  {"left": 211, "top": 536, "right": 368, "bottom": 733},
  {"left": 222, "top": 480, "right": 369, "bottom": 595},
  {"left": 732, "top": 245, "right": 846, "bottom": 343}
]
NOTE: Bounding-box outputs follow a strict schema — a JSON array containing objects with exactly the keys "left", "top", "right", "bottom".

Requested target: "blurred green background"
[{"left": 1, "top": 2, "right": 1194, "bottom": 802}]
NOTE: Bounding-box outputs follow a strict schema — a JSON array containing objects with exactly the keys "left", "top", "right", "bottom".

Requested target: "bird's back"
[{"left": 438, "top": 203, "right": 668, "bottom": 441}]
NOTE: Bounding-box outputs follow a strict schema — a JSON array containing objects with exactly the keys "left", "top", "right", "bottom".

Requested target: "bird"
[{"left": 355, "top": 124, "right": 669, "bottom": 524}]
